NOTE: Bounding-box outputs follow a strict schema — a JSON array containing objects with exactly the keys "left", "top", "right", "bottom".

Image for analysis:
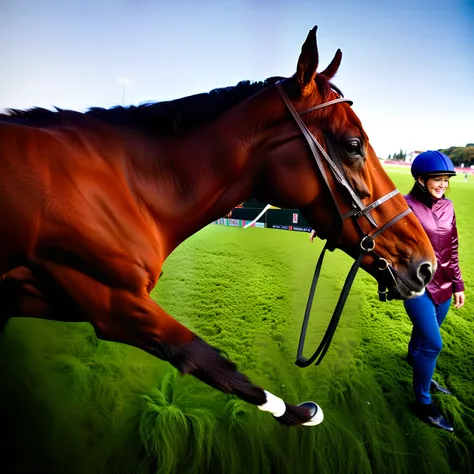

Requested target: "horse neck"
[{"left": 127, "top": 90, "right": 282, "bottom": 255}]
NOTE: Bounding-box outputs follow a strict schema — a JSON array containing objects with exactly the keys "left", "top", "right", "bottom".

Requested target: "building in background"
[{"left": 406, "top": 150, "right": 425, "bottom": 163}]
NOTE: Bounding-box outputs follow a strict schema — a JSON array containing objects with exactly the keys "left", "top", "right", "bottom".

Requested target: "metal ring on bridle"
[
  {"left": 377, "top": 258, "right": 389, "bottom": 271},
  {"left": 360, "top": 235, "right": 375, "bottom": 252}
]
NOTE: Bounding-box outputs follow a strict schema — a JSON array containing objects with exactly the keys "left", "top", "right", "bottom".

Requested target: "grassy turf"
[{"left": 0, "top": 168, "right": 473, "bottom": 474}]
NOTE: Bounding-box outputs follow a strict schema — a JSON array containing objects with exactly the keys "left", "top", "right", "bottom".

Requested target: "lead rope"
[{"left": 295, "top": 244, "right": 364, "bottom": 367}]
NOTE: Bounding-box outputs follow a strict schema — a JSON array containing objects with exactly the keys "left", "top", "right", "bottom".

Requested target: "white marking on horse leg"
[{"left": 258, "top": 390, "right": 286, "bottom": 417}]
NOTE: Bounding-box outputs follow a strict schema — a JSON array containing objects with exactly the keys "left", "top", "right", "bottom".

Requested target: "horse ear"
[
  {"left": 320, "top": 49, "right": 342, "bottom": 80},
  {"left": 296, "top": 26, "right": 319, "bottom": 93}
]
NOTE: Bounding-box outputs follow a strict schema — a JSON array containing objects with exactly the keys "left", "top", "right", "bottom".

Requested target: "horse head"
[{"left": 255, "top": 26, "right": 436, "bottom": 300}]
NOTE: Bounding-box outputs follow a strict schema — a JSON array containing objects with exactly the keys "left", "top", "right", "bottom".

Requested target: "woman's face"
[{"left": 418, "top": 175, "right": 451, "bottom": 199}]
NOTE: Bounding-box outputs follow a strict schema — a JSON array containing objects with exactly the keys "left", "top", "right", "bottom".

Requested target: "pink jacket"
[{"left": 405, "top": 194, "right": 464, "bottom": 304}]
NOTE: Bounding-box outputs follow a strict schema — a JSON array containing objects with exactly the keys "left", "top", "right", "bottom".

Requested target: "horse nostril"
[{"left": 417, "top": 262, "right": 433, "bottom": 285}]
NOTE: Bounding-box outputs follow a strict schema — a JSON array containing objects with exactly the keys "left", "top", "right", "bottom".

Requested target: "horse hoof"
[{"left": 299, "top": 401, "right": 324, "bottom": 426}]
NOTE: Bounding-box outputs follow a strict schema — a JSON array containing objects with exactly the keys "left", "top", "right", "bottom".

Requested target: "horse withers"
[{"left": 0, "top": 26, "right": 435, "bottom": 427}]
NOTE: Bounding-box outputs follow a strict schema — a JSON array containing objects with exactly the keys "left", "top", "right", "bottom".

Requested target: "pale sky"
[{"left": 2, "top": 0, "right": 473, "bottom": 157}]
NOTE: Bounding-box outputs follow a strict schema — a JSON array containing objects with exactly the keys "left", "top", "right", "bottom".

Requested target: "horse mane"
[
  {"left": 1, "top": 77, "right": 288, "bottom": 136},
  {"left": 1, "top": 75, "right": 339, "bottom": 136}
]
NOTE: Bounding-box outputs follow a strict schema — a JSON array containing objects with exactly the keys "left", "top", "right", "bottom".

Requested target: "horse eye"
[{"left": 344, "top": 140, "right": 361, "bottom": 156}]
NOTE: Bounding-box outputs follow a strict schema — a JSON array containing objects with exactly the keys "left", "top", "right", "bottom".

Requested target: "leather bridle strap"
[
  {"left": 362, "top": 207, "right": 416, "bottom": 301},
  {"left": 342, "top": 189, "right": 401, "bottom": 220},
  {"left": 371, "top": 208, "right": 411, "bottom": 240},
  {"left": 299, "top": 97, "right": 353, "bottom": 115},
  {"left": 275, "top": 81, "right": 378, "bottom": 227}
]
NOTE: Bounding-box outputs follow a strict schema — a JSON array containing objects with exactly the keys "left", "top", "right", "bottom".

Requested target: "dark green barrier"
[{"left": 226, "top": 204, "right": 312, "bottom": 232}]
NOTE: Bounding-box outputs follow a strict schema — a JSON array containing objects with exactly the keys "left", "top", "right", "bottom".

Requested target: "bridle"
[{"left": 275, "top": 80, "right": 417, "bottom": 367}]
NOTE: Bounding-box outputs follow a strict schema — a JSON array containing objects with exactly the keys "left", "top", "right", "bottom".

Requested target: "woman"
[{"left": 404, "top": 150, "right": 465, "bottom": 432}]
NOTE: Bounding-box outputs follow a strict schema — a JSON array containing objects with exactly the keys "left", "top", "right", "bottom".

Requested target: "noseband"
[{"left": 275, "top": 81, "right": 415, "bottom": 367}]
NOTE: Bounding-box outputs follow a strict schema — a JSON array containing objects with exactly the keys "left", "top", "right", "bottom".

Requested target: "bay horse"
[{"left": 0, "top": 27, "right": 435, "bottom": 427}]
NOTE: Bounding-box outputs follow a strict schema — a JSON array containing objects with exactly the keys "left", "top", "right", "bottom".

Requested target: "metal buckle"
[
  {"left": 378, "top": 288, "right": 388, "bottom": 302},
  {"left": 360, "top": 235, "right": 375, "bottom": 252}
]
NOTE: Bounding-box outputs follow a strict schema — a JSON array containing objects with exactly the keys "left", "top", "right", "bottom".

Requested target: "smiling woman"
[{"left": 404, "top": 150, "right": 465, "bottom": 432}]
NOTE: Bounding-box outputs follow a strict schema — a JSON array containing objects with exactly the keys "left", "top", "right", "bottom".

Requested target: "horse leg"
[
  {"left": 98, "top": 294, "right": 322, "bottom": 426},
  {"left": 36, "top": 263, "right": 322, "bottom": 426}
]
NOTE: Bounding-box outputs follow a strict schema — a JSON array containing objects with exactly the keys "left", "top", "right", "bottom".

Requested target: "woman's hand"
[{"left": 454, "top": 291, "right": 465, "bottom": 309}]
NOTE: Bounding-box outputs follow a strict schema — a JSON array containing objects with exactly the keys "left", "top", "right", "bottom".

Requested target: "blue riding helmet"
[{"left": 411, "top": 150, "right": 456, "bottom": 178}]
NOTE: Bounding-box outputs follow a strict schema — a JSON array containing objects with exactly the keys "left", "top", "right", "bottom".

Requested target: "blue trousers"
[{"left": 404, "top": 292, "right": 452, "bottom": 404}]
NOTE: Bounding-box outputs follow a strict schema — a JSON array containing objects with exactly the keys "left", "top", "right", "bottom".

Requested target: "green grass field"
[{"left": 1, "top": 167, "right": 473, "bottom": 474}]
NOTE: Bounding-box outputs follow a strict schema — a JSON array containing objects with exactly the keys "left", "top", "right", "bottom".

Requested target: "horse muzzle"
[{"left": 378, "top": 259, "right": 435, "bottom": 301}]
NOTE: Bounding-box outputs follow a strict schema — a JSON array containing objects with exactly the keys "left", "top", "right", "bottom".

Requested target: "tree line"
[
  {"left": 388, "top": 144, "right": 474, "bottom": 167},
  {"left": 439, "top": 144, "right": 474, "bottom": 168},
  {"left": 388, "top": 149, "right": 407, "bottom": 161}
]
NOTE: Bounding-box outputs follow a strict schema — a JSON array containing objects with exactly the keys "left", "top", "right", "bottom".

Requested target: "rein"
[{"left": 275, "top": 81, "right": 415, "bottom": 367}]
